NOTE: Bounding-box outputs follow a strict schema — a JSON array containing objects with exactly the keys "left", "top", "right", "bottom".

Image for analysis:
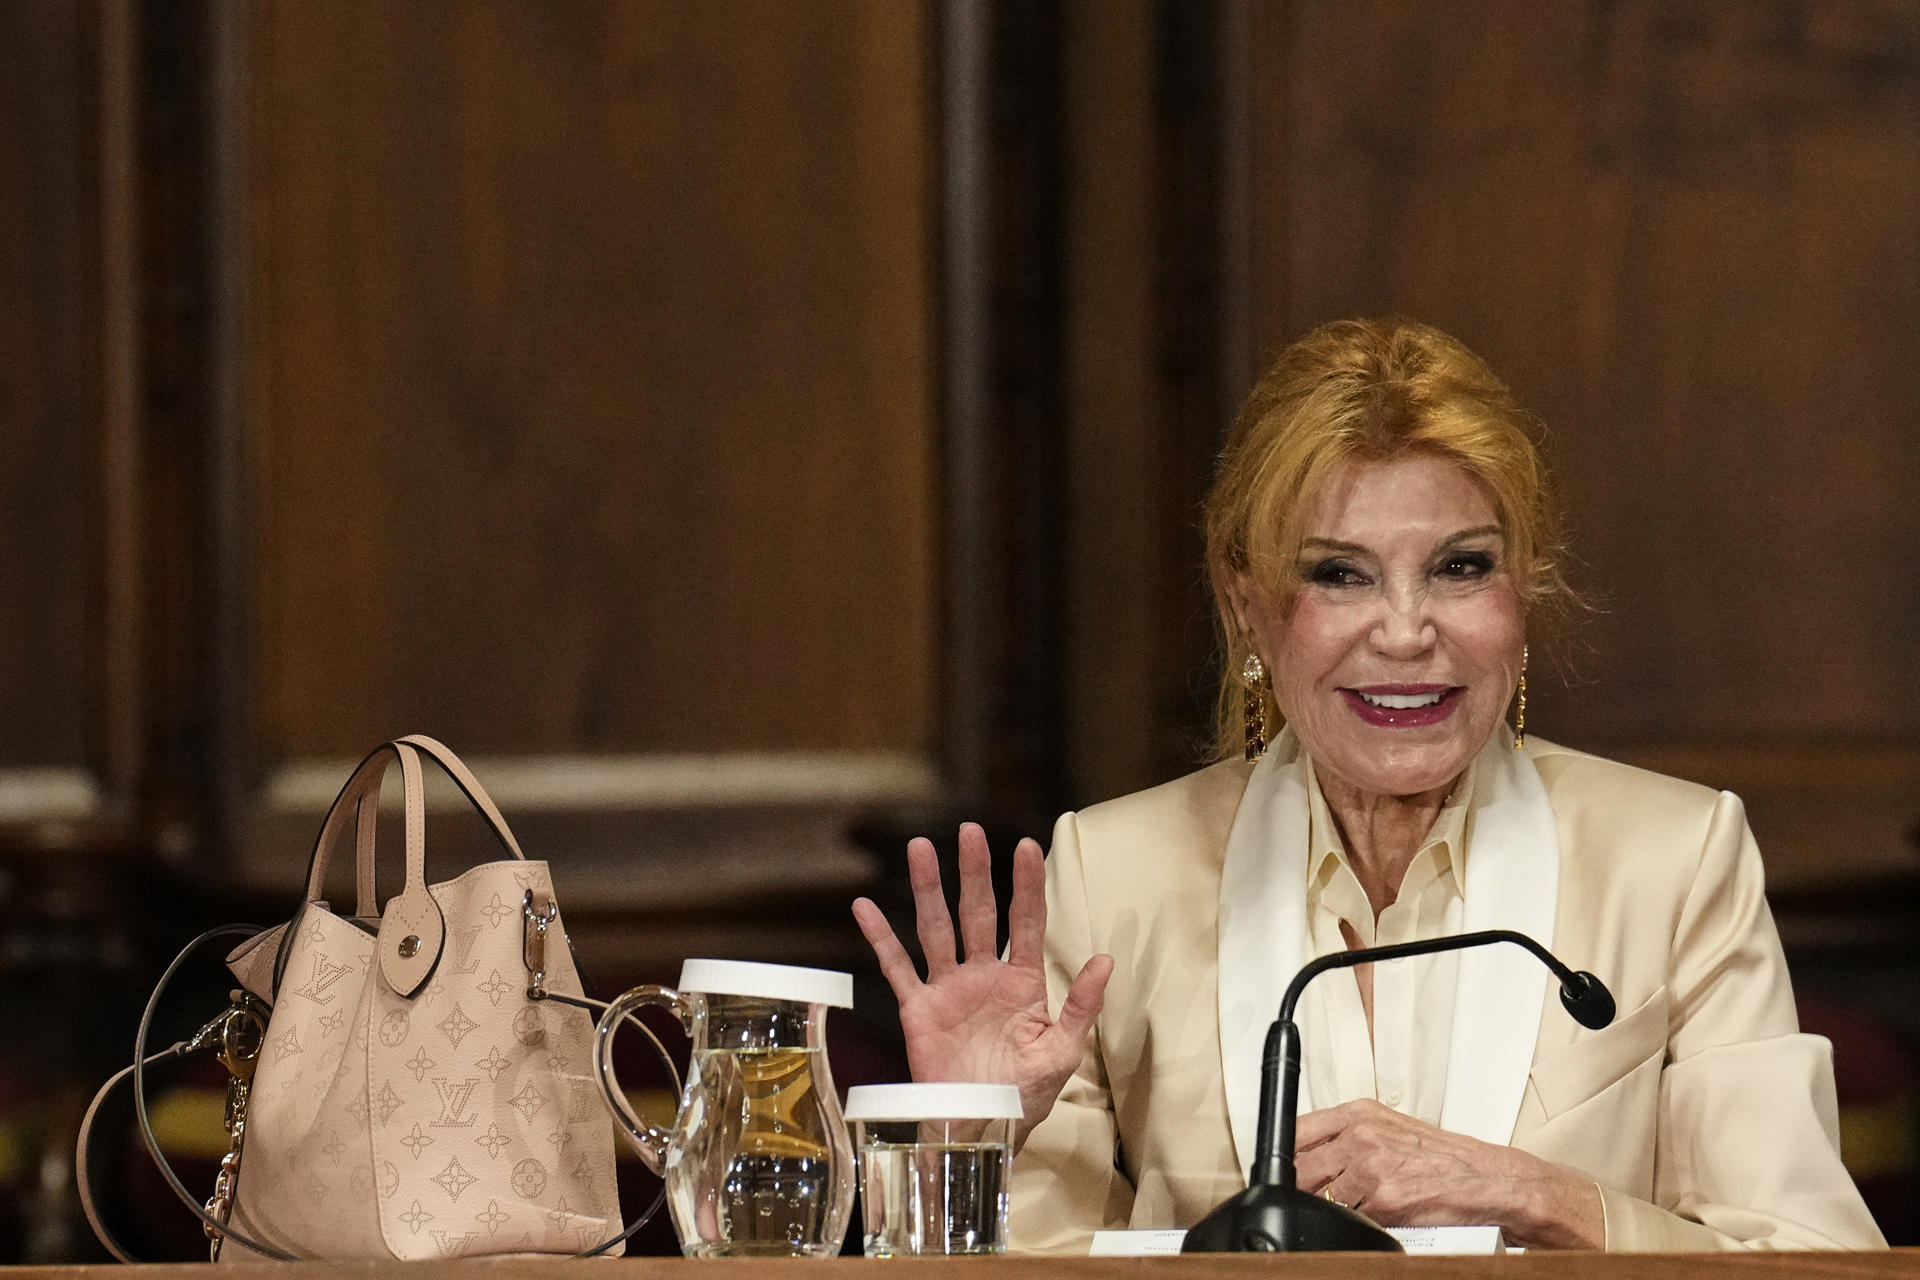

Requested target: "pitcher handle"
[{"left": 595, "top": 984, "right": 688, "bottom": 1174}]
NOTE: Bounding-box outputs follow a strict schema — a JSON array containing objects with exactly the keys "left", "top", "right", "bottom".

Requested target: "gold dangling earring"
[
  {"left": 1513, "top": 644, "right": 1529, "bottom": 751},
  {"left": 1241, "top": 652, "right": 1270, "bottom": 762}
]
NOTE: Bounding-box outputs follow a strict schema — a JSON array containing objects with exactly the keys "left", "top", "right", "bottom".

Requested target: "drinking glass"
[{"left": 845, "top": 1083, "right": 1022, "bottom": 1257}]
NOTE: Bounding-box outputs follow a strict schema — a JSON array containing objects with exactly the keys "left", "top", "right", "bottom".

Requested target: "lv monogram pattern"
[{"left": 226, "top": 861, "right": 621, "bottom": 1260}]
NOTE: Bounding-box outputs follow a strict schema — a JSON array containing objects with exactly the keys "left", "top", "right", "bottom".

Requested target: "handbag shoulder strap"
[
  {"left": 77, "top": 1044, "right": 190, "bottom": 1262},
  {"left": 75, "top": 924, "right": 301, "bottom": 1263}
]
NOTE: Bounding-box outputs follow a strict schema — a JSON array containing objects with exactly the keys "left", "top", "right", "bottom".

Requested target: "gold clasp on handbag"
[
  {"left": 203, "top": 993, "right": 267, "bottom": 1259},
  {"left": 216, "top": 994, "right": 268, "bottom": 1081},
  {"left": 523, "top": 890, "right": 558, "bottom": 1000},
  {"left": 183, "top": 991, "right": 266, "bottom": 1075}
]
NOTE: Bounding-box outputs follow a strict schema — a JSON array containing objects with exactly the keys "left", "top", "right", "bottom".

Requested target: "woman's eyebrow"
[{"left": 1300, "top": 525, "right": 1503, "bottom": 555}]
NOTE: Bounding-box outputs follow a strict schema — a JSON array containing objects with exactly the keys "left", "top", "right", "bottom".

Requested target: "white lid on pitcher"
[
  {"left": 844, "top": 1083, "right": 1024, "bottom": 1121},
  {"left": 677, "top": 958, "right": 854, "bottom": 1008}
]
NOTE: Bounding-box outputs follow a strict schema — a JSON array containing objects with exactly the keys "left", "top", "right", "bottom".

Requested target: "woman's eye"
[
  {"left": 1306, "top": 559, "right": 1368, "bottom": 587},
  {"left": 1437, "top": 551, "right": 1495, "bottom": 579}
]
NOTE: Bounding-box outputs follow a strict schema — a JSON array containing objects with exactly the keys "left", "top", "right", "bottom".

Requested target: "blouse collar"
[{"left": 1215, "top": 729, "right": 1560, "bottom": 1178}]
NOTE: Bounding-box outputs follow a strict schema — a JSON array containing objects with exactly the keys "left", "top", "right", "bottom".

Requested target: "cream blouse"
[{"left": 1301, "top": 755, "right": 1471, "bottom": 1125}]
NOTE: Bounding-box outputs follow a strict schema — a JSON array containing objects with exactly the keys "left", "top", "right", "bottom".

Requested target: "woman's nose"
[{"left": 1371, "top": 589, "right": 1437, "bottom": 657}]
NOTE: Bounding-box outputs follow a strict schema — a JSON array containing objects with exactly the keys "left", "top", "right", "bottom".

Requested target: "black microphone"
[{"left": 1182, "top": 928, "right": 1615, "bottom": 1253}]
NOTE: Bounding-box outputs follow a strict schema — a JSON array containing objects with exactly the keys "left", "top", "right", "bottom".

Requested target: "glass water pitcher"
[{"left": 595, "top": 959, "right": 856, "bottom": 1258}]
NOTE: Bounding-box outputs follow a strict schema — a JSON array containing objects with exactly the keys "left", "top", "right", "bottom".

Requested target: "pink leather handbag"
[{"left": 79, "top": 735, "right": 653, "bottom": 1261}]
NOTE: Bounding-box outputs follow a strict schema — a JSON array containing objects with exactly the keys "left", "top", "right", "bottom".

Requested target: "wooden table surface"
[{"left": 15, "top": 1254, "right": 1920, "bottom": 1278}]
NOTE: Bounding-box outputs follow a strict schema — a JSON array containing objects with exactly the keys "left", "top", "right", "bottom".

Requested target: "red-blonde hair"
[{"left": 1203, "top": 317, "right": 1580, "bottom": 759}]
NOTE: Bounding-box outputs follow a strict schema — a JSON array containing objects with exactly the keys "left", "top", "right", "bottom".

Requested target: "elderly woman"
[{"left": 853, "top": 317, "right": 1884, "bottom": 1252}]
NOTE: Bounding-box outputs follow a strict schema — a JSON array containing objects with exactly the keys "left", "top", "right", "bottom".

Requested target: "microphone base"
[{"left": 1181, "top": 1184, "right": 1405, "bottom": 1253}]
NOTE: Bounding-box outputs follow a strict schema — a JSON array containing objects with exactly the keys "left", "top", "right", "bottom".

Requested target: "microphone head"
[{"left": 1559, "top": 971, "right": 1615, "bottom": 1030}]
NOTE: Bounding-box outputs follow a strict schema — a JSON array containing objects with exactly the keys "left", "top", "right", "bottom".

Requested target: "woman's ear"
[{"left": 1225, "top": 572, "right": 1264, "bottom": 648}]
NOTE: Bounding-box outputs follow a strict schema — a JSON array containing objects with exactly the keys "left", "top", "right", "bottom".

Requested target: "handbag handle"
[
  {"left": 298, "top": 736, "right": 533, "bottom": 999},
  {"left": 302, "top": 734, "right": 528, "bottom": 915}
]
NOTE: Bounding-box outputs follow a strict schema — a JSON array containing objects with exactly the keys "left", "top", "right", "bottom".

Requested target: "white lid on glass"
[
  {"left": 844, "top": 1083, "right": 1024, "bottom": 1121},
  {"left": 677, "top": 958, "right": 854, "bottom": 1008}
]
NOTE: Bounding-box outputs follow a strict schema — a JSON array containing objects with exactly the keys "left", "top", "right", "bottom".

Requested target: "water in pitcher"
[
  {"left": 858, "top": 1142, "right": 1012, "bottom": 1257},
  {"left": 666, "top": 1046, "right": 842, "bottom": 1258}
]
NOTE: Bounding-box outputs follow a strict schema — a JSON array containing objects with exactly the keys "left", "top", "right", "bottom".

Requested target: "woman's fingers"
[
  {"left": 851, "top": 897, "right": 924, "bottom": 1002},
  {"left": 1052, "top": 953, "right": 1114, "bottom": 1045},
  {"left": 1292, "top": 1101, "right": 1354, "bottom": 1154},
  {"left": 906, "top": 837, "right": 958, "bottom": 972},
  {"left": 955, "top": 822, "right": 1000, "bottom": 961},
  {"left": 1005, "top": 837, "right": 1047, "bottom": 969},
  {"left": 1288, "top": 1100, "right": 1593, "bottom": 1240},
  {"left": 865, "top": 822, "right": 1056, "bottom": 995},
  {"left": 1292, "top": 1135, "right": 1342, "bottom": 1194},
  {"left": 1292, "top": 1101, "right": 1384, "bottom": 1194}
]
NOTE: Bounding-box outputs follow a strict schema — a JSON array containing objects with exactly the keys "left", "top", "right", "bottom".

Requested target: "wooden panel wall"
[
  {"left": 1053, "top": 0, "right": 1919, "bottom": 887},
  {"left": 0, "top": 1, "right": 141, "bottom": 825},
  {"left": 1266, "top": 0, "right": 1920, "bottom": 730},
  {"left": 244, "top": 1, "right": 935, "bottom": 759},
  {"left": 1061, "top": 0, "right": 1254, "bottom": 803},
  {"left": 196, "top": 1, "right": 941, "bottom": 929},
  {"left": 0, "top": 0, "right": 966, "bottom": 977},
  {"left": 1062, "top": 0, "right": 1164, "bottom": 802},
  {"left": 6, "top": 0, "right": 1912, "bottom": 905},
  {"left": 0, "top": 3, "right": 98, "bottom": 778},
  {"left": 1221, "top": 0, "right": 1920, "bottom": 886}
]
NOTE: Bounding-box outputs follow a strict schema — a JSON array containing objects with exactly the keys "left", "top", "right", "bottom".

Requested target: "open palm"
[{"left": 852, "top": 823, "right": 1112, "bottom": 1140}]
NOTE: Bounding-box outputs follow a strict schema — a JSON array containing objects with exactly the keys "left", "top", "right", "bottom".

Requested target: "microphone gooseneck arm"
[{"left": 1253, "top": 928, "right": 1614, "bottom": 1189}]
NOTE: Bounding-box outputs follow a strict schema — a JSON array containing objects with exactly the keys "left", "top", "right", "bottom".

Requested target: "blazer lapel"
[
  {"left": 1438, "top": 736, "right": 1561, "bottom": 1145},
  {"left": 1215, "top": 730, "right": 1313, "bottom": 1179},
  {"left": 1215, "top": 731, "right": 1563, "bottom": 1174}
]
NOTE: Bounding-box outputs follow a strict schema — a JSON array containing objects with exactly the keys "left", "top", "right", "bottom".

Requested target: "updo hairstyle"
[{"left": 1202, "top": 316, "right": 1581, "bottom": 759}]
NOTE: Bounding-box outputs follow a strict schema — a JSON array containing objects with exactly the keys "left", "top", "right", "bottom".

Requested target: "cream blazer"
[{"left": 1009, "top": 733, "right": 1885, "bottom": 1252}]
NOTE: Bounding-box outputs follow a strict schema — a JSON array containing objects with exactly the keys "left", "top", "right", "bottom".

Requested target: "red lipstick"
[{"left": 1339, "top": 684, "right": 1461, "bottom": 728}]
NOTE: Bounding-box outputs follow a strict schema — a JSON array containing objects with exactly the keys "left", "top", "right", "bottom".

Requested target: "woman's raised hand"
[{"left": 851, "top": 822, "right": 1113, "bottom": 1142}]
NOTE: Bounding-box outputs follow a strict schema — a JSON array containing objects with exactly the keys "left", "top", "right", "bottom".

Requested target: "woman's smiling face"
[{"left": 1231, "top": 452, "right": 1526, "bottom": 800}]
